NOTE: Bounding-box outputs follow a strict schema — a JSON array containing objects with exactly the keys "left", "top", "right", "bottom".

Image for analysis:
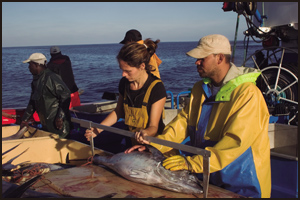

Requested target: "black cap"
[{"left": 120, "top": 29, "right": 142, "bottom": 44}]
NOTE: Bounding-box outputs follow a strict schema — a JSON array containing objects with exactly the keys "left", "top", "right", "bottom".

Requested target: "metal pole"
[{"left": 232, "top": 14, "right": 240, "bottom": 63}]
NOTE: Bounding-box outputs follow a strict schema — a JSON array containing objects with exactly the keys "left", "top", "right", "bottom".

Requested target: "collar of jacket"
[
  {"left": 202, "top": 63, "right": 261, "bottom": 102},
  {"left": 33, "top": 68, "right": 47, "bottom": 80},
  {"left": 136, "top": 40, "right": 144, "bottom": 44}
]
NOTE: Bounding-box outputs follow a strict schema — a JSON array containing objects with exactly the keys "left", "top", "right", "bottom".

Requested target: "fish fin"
[
  {"left": 2, "top": 143, "right": 22, "bottom": 156},
  {"left": 193, "top": 174, "right": 204, "bottom": 188},
  {"left": 129, "top": 169, "right": 148, "bottom": 180},
  {"left": 4, "top": 148, "right": 29, "bottom": 165},
  {"left": 2, "top": 175, "right": 42, "bottom": 198},
  {"left": 146, "top": 145, "right": 166, "bottom": 160}
]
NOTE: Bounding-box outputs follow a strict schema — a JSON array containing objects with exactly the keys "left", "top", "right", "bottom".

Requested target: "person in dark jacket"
[
  {"left": 21, "top": 53, "right": 72, "bottom": 138},
  {"left": 47, "top": 46, "right": 81, "bottom": 108}
]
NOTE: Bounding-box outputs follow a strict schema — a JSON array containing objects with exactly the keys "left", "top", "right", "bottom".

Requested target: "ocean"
[{"left": 2, "top": 41, "right": 262, "bottom": 108}]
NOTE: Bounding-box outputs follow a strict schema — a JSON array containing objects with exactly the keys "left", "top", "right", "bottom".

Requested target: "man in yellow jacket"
[
  {"left": 120, "top": 29, "right": 162, "bottom": 79},
  {"left": 127, "top": 34, "right": 271, "bottom": 198}
]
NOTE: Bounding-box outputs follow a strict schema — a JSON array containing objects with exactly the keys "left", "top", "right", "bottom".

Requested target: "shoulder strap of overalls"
[{"left": 142, "top": 79, "right": 162, "bottom": 106}]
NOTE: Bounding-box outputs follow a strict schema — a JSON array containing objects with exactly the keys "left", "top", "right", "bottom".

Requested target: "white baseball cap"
[
  {"left": 186, "top": 34, "right": 232, "bottom": 59},
  {"left": 23, "top": 53, "right": 47, "bottom": 65}
]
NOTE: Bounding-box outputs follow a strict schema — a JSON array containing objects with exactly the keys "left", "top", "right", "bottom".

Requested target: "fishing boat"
[{"left": 2, "top": 1, "right": 298, "bottom": 198}]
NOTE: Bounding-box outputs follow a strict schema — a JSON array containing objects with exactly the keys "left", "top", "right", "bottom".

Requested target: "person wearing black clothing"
[
  {"left": 118, "top": 73, "right": 166, "bottom": 136},
  {"left": 48, "top": 46, "right": 81, "bottom": 108},
  {"left": 21, "top": 53, "right": 72, "bottom": 138},
  {"left": 84, "top": 38, "right": 166, "bottom": 146}
]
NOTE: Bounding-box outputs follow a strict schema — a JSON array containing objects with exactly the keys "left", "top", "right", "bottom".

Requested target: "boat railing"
[
  {"left": 166, "top": 91, "right": 174, "bottom": 109},
  {"left": 176, "top": 91, "right": 191, "bottom": 109}
]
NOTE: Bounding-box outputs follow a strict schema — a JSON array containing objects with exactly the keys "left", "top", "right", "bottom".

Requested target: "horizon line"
[{"left": 3, "top": 40, "right": 250, "bottom": 48}]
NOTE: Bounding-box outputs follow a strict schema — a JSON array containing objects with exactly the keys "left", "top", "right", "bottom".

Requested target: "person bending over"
[{"left": 85, "top": 38, "right": 167, "bottom": 146}]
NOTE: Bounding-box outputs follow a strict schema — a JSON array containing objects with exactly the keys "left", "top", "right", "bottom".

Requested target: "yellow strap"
[
  {"left": 142, "top": 79, "right": 165, "bottom": 119},
  {"left": 143, "top": 79, "right": 162, "bottom": 104}
]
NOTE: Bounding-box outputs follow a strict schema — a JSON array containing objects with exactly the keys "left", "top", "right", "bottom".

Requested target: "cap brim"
[
  {"left": 186, "top": 47, "right": 209, "bottom": 59},
  {"left": 120, "top": 39, "right": 126, "bottom": 44},
  {"left": 23, "top": 59, "right": 31, "bottom": 63}
]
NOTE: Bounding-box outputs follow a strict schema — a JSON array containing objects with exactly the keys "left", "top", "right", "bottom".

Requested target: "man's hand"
[
  {"left": 55, "top": 117, "right": 63, "bottom": 130},
  {"left": 162, "top": 155, "right": 190, "bottom": 171},
  {"left": 2, "top": 111, "right": 17, "bottom": 119},
  {"left": 84, "top": 127, "right": 101, "bottom": 141},
  {"left": 20, "top": 121, "right": 29, "bottom": 130}
]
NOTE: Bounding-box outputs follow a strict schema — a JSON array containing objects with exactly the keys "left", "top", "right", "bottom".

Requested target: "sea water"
[{"left": 2, "top": 41, "right": 262, "bottom": 108}]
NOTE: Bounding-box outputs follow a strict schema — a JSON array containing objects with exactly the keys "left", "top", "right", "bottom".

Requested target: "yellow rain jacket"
[
  {"left": 150, "top": 64, "right": 271, "bottom": 198},
  {"left": 137, "top": 40, "right": 162, "bottom": 79}
]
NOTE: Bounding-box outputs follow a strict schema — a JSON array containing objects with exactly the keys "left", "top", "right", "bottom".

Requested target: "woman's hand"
[
  {"left": 135, "top": 129, "right": 150, "bottom": 144},
  {"left": 124, "top": 145, "right": 147, "bottom": 154},
  {"left": 84, "top": 127, "right": 101, "bottom": 141}
]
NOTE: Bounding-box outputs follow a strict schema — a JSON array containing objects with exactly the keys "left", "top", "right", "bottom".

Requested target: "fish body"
[{"left": 93, "top": 145, "right": 203, "bottom": 194}]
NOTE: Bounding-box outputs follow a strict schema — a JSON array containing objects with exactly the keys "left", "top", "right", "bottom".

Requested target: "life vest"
[{"left": 123, "top": 79, "right": 161, "bottom": 133}]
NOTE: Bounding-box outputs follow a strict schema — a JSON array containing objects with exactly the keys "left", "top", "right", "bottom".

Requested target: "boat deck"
[
  {"left": 31, "top": 165, "right": 244, "bottom": 198},
  {"left": 2, "top": 136, "right": 244, "bottom": 198}
]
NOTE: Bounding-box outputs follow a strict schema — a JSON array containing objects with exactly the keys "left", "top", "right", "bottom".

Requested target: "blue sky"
[{"left": 2, "top": 2, "right": 248, "bottom": 47}]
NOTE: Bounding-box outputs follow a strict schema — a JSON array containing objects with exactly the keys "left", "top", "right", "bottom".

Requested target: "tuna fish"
[{"left": 93, "top": 145, "right": 203, "bottom": 194}]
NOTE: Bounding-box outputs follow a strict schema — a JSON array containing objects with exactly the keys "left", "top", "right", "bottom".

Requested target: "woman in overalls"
[{"left": 85, "top": 38, "right": 166, "bottom": 146}]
